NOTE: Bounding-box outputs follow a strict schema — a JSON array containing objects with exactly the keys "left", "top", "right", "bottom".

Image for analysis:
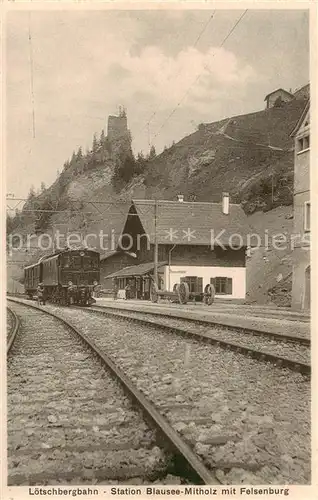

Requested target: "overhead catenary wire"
[
  {"left": 134, "top": 10, "right": 217, "bottom": 145},
  {"left": 152, "top": 10, "right": 248, "bottom": 142}
]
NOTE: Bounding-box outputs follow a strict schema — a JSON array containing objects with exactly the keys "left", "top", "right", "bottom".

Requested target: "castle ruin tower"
[
  {"left": 107, "top": 106, "right": 132, "bottom": 159},
  {"left": 107, "top": 106, "right": 128, "bottom": 142}
]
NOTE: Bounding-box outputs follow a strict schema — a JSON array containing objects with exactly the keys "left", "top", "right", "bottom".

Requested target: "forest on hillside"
[{"left": 7, "top": 93, "right": 309, "bottom": 240}]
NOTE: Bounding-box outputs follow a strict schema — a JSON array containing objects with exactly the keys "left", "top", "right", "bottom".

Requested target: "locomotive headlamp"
[{"left": 80, "top": 251, "right": 85, "bottom": 256}]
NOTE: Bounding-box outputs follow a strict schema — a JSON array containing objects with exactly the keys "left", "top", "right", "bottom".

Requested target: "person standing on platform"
[
  {"left": 37, "top": 283, "right": 45, "bottom": 306},
  {"left": 124, "top": 282, "right": 131, "bottom": 300}
]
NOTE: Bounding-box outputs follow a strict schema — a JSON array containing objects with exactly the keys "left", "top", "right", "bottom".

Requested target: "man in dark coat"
[{"left": 37, "top": 283, "right": 45, "bottom": 306}]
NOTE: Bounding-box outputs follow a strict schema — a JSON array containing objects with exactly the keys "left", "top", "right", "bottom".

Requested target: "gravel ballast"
[
  {"left": 93, "top": 308, "right": 310, "bottom": 365},
  {"left": 7, "top": 302, "right": 172, "bottom": 485},
  {"left": 97, "top": 300, "right": 310, "bottom": 339},
  {"left": 43, "top": 304, "right": 311, "bottom": 485}
]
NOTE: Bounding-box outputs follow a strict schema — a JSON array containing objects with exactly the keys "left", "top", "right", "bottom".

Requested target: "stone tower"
[{"left": 107, "top": 106, "right": 128, "bottom": 142}]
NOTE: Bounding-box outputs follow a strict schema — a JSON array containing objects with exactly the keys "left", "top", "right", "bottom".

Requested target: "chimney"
[
  {"left": 177, "top": 194, "right": 184, "bottom": 203},
  {"left": 222, "top": 192, "right": 229, "bottom": 215}
]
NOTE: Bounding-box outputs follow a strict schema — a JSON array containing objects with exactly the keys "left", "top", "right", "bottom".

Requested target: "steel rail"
[
  {"left": 83, "top": 306, "right": 311, "bottom": 376},
  {"left": 7, "top": 306, "right": 20, "bottom": 354},
  {"left": 92, "top": 303, "right": 310, "bottom": 346},
  {"left": 7, "top": 297, "right": 219, "bottom": 485}
]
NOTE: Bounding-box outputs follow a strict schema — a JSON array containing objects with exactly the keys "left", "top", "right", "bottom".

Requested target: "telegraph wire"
[
  {"left": 192, "top": 10, "right": 217, "bottom": 49},
  {"left": 134, "top": 10, "right": 217, "bottom": 148},
  {"left": 219, "top": 9, "right": 248, "bottom": 47},
  {"left": 152, "top": 10, "right": 248, "bottom": 142}
]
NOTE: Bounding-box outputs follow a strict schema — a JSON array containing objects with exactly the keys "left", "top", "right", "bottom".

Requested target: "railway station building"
[
  {"left": 106, "top": 195, "right": 252, "bottom": 300},
  {"left": 100, "top": 250, "right": 136, "bottom": 290}
]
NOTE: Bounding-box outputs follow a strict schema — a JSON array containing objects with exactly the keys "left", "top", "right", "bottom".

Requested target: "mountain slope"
[
  {"left": 142, "top": 97, "right": 307, "bottom": 210},
  {"left": 7, "top": 93, "right": 308, "bottom": 302}
]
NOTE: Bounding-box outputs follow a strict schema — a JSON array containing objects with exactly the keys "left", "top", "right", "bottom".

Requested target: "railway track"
[
  {"left": 7, "top": 298, "right": 218, "bottom": 486},
  {"left": 92, "top": 303, "right": 310, "bottom": 344},
  {"left": 14, "top": 298, "right": 310, "bottom": 485},
  {"left": 7, "top": 306, "right": 20, "bottom": 353},
  {"left": 85, "top": 305, "right": 310, "bottom": 375}
]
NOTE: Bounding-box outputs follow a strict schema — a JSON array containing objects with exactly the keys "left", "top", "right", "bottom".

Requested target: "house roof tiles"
[{"left": 130, "top": 199, "right": 252, "bottom": 246}]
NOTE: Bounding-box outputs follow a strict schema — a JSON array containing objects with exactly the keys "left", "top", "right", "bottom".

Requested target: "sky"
[{"left": 6, "top": 8, "right": 309, "bottom": 199}]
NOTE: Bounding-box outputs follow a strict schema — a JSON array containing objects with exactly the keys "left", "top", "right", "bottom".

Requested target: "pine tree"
[
  {"left": 100, "top": 130, "right": 106, "bottom": 145},
  {"left": 27, "top": 185, "right": 36, "bottom": 200},
  {"left": 148, "top": 145, "right": 156, "bottom": 160},
  {"left": 40, "top": 181, "right": 46, "bottom": 193},
  {"left": 70, "top": 151, "right": 76, "bottom": 165},
  {"left": 137, "top": 151, "right": 145, "bottom": 162},
  {"left": 76, "top": 147, "right": 83, "bottom": 161},
  {"left": 92, "top": 134, "right": 98, "bottom": 153},
  {"left": 135, "top": 151, "right": 146, "bottom": 175}
]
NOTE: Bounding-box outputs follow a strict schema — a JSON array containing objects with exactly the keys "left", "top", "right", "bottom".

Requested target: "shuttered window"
[
  {"left": 210, "top": 277, "right": 233, "bottom": 295},
  {"left": 298, "top": 135, "right": 310, "bottom": 153}
]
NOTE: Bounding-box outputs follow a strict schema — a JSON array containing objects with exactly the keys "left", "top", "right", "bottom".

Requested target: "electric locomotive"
[{"left": 24, "top": 248, "right": 100, "bottom": 306}]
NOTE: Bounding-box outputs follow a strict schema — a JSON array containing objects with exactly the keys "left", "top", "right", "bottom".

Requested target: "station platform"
[{"left": 95, "top": 298, "right": 310, "bottom": 340}]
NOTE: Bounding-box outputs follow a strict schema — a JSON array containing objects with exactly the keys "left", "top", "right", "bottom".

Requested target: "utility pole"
[
  {"left": 268, "top": 132, "right": 274, "bottom": 204},
  {"left": 154, "top": 200, "right": 158, "bottom": 287}
]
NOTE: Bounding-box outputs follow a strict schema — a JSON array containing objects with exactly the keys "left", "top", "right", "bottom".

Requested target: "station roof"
[
  {"left": 127, "top": 199, "right": 252, "bottom": 246},
  {"left": 107, "top": 261, "right": 167, "bottom": 279}
]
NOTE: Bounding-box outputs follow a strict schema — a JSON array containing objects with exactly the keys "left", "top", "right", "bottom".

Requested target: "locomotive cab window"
[
  {"left": 83, "top": 256, "right": 98, "bottom": 269},
  {"left": 63, "top": 255, "right": 71, "bottom": 268},
  {"left": 71, "top": 256, "right": 81, "bottom": 267}
]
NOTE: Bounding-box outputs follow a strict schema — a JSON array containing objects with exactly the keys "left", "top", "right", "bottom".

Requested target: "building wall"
[
  {"left": 293, "top": 143, "right": 310, "bottom": 198},
  {"left": 170, "top": 245, "right": 246, "bottom": 267},
  {"left": 291, "top": 108, "right": 310, "bottom": 310},
  {"left": 163, "top": 265, "right": 246, "bottom": 298},
  {"left": 291, "top": 248, "right": 310, "bottom": 310},
  {"left": 136, "top": 242, "right": 246, "bottom": 267},
  {"left": 293, "top": 191, "right": 310, "bottom": 237},
  {"left": 100, "top": 253, "right": 136, "bottom": 289},
  {"left": 266, "top": 90, "right": 293, "bottom": 109}
]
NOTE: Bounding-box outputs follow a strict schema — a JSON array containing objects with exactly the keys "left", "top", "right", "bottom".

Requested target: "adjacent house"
[
  {"left": 290, "top": 100, "right": 310, "bottom": 310},
  {"left": 100, "top": 250, "right": 136, "bottom": 290},
  {"left": 264, "top": 88, "right": 294, "bottom": 109},
  {"left": 107, "top": 194, "right": 252, "bottom": 300}
]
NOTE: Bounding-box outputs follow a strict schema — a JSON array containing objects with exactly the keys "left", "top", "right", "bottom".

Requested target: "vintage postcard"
[{"left": 2, "top": 1, "right": 316, "bottom": 499}]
